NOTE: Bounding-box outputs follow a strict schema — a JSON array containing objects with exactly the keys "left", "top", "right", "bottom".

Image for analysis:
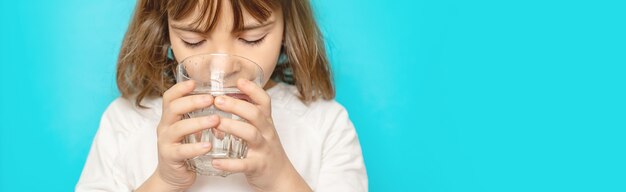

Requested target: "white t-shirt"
[{"left": 76, "top": 82, "right": 368, "bottom": 191}]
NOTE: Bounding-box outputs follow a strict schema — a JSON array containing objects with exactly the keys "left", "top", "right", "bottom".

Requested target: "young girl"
[{"left": 76, "top": 0, "right": 367, "bottom": 191}]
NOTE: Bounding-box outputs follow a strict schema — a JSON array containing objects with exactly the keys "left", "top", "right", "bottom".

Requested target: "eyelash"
[
  {"left": 239, "top": 35, "right": 267, "bottom": 46},
  {"left": 181, "top": 35, "right": 267, "bottom": 48},
  {"left": 182, "top": 40, "right": 205, "bottom": 48}
]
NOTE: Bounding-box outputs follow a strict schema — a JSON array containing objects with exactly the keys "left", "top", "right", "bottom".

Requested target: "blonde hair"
[{"left": 116, "top": 0, "right": 334, "bottom": 107}]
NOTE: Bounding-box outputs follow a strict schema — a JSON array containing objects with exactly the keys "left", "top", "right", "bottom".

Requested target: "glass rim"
[{"left": 176, "top": 53, "right": 263, "bottom": 81}]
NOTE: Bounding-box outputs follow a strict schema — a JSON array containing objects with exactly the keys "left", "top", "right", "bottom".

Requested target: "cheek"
[
  {"left": 247, "top": 34, "right": 283, "bottom": 86},
  {"left": 169, "top": 42, "right": 193, "bottom": 63},
  {"left": 256, "top": 50, "right": 279, "bottom": 85}
]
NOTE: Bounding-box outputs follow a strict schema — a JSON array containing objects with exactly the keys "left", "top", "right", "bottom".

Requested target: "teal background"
[{"left": 1, "top": 0, "right": 624, "bottom": 191}]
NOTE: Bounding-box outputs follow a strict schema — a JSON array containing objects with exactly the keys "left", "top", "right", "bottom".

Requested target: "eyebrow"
[{"left": 171, "top": 21, "right": 275, "bottom": 33}]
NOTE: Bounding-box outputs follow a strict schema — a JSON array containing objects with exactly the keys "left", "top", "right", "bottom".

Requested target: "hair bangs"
[{"left": 166, "top": 0, "right": 280, "bottom": 33}]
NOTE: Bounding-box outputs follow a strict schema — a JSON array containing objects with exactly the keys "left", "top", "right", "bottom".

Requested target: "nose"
[{"left": 205, "top": 33, "right": 235, "bottom": 54}]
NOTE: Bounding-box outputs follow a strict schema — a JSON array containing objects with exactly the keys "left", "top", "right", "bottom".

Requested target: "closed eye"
[
  {"left": 239, "top": 35, "right": 267, "bottom": 46},
  {"left": 182, "top": 39, "right": 205, "bottom": 48}
]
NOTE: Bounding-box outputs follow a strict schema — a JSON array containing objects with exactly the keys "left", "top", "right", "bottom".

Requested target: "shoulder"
[
  {"left": 104, "top": 95, "right": 160, "bottom": 118},
  {"left": 100, "top": 95, "right": 162, "bottom": 133},
  {"left": 269, "top": 83, "right": 351, "bottom": 127}
]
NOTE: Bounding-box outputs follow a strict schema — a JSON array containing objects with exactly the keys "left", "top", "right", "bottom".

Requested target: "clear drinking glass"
[{"left": 175, "top": 53, "right": 263, "bottom": 177}]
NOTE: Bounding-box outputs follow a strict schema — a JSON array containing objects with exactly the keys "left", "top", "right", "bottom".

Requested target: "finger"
[
  {"left": 169, "top": 142, "right": 212, "bottom": 161},
  {"left": 237, "top": 79, "right": 271, "bottom": 116},
  {"left": 163, "top": 80, "right": 195, "bottom": 107},
  {"left": 215, "top": 117, "right": 264, "bottom": 147},
  {"left": 214, "top": 95, "right": 271, "bottom": 133},
  {"left": 162, "top": 94, "right": 214, "bottom": 124},
  {"left": 211, "top": 158, "right": 250, "bottom": 173},
  {"left": 165, "top": 115, "right": 219, "bottom": 143},
  {"left": 161, "top": 80, "right": 198, "bottom": 124}
]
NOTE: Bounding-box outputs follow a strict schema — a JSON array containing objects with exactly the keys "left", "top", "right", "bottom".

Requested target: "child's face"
[{"left": 167, "top": 1, "right": 284, "bottom": 86}]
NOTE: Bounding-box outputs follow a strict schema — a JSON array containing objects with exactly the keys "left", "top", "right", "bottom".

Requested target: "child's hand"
[
  {"left": 137, "top": 80, "right": 217, "bottom": 192},
  {"left": 211, "top": 79, "right": 313, "bottom": 192}
]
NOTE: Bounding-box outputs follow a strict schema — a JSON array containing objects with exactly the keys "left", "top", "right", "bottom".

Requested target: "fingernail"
[
  {"left": 212, "top": 159, "right": 222, "bottom": 167},
  {"left": 204, "top": 116, "right": 215, "bottom": 125},
  {"left": 215, "top": 96, "right": 225, "bottom": 105},
  {"left": 238, "top": 79, "right": 248, "bottom": 86},
  {"left": 203, "top": 95, "right": 212, "bottom": 103},
  {"left": 201, "top": 142, "right": 211, "bottom": 148}
]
